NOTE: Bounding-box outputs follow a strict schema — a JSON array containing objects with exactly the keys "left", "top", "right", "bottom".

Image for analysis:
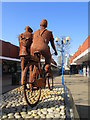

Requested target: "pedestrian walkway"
[
  {"left": 2, "top": 74, "right": 20, "bottom": 94},
  {"left": 54, "top": 74, "right": 89, "bottom": 119}
]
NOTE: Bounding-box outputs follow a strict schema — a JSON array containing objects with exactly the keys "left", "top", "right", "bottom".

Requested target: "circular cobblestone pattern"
[{"left": 1, "top": 87, "right": 68, "bottom": 119}]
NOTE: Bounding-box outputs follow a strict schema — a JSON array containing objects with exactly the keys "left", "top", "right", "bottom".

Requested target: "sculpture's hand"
[{"left": 55, "top": 51, "right": 58, "bottom": 55}]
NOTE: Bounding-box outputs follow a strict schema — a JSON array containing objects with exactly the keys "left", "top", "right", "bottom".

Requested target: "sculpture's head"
[
  {"left": 25, "top": 26, "right": 33, "bottom": 32},
  {"left": 40, "top": 19, "right": 48, "bottom": 28}
]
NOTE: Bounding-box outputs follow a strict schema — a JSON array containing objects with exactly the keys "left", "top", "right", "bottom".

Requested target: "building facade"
[
  {"left": 0, "top": 40, "right": 20, "bottom": 74},
  {"left": 70, "top": 36, "right": 90, "bottom": 77}
]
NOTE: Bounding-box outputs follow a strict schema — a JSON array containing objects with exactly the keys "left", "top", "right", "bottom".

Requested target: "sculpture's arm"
[
  {"left": 50, "top": 32, "right": 58, "bottom": 55},
  {"left": 18, "top": 34, "right": 27, "bottom": 47}
]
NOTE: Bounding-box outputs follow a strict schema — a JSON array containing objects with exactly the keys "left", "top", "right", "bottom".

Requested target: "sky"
[{"left": 1, "top": 2, "right": 88, "bottom": 58}]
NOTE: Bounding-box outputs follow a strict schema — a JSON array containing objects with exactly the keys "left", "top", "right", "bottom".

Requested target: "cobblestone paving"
[{"left": 0, "top": 86, "right": 68, "bottom": 119}]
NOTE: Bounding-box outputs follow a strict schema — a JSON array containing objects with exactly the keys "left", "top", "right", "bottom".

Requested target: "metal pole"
[
  {"left": 62, "top": 40, "right": 64, "bottom": 85},
  {"left": 69, "top": 54, "right": 71, "bottom": 77}
]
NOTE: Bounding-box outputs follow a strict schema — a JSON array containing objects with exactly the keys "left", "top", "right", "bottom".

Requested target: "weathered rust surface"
[
  {"left": 18, "top": 26, "right": 33, "bottom": 85},
  {"left": 1, "top": 40, "right": 19, "bottom": 58},
  {"left": 33, "top": 78, "right": 46, "bottom": 88},
  {"left": 19, "top": 26, "right": 33, "bottom": 57},
  {"left": 19, "top": 19, "right": 57, "bottom": 88},
  {"left": 30, "top": 19, "right": 57, "bottom": 74},
  {"left": 24, "top": 55, "right": 39, "bottom": 63}
]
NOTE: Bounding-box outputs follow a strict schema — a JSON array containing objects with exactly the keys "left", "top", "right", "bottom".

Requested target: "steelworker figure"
[
  {"left": 30, "top": 19, "right": 57, "bottom": 79},
  {"left": 18, "top": 26, "right": 33, "bottom": 85}
]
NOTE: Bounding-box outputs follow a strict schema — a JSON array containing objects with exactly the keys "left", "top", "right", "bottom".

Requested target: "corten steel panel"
[
  {"left": 2, "top": 41, "right": 10, "bottom": 57},
  {"left": 1, "top": 40, "right": 19, "bottom": 59},
  {"left": 9, "top": 44, "right": 19, "bottom": 58}
]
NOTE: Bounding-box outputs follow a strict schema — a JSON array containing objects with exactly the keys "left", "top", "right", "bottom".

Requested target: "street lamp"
[{"left": 55, "top": 36, "right": 70, "bottom": 85}]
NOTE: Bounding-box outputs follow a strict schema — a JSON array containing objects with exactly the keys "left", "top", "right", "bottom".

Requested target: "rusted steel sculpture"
[
  {"left": 18, "top": 26, "right": 33, "bottom": 85},
  {"left": 18, "top": 20, "right": 58, "bottom": 107},
  {"left": 30, "top": 19, "right": 57, "bottom": 78}
]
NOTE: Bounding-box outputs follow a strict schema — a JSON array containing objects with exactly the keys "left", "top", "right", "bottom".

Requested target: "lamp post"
[
  {"left": 61, "top": 39, "right": 64, "bottom": 85},
  {"left": 69, "top": 54, "right": 71, "bottom": 77},
  {"left": 55, "top": 36, "right": 70, "bottom": 85}
]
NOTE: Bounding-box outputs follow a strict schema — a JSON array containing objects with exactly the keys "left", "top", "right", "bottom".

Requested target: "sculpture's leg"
[
  {"left": 44, "top": 51, "right": 52, "bottom": 90},
  {"left": 21, "top": 57, "right": 28, "bottom": 85},
  {"left": 21, "top": 57, "right": 24, "bottom": 85},
  {"left": 29, "top": 65, "right": 33, "bottom": 83},
  {"left": 21, "top": 66, "right": 28, "bottom": 85},
  {"left": 21, "top": 57, "right": 24, "bottom": 71},
  {"left": 44, "top": 49, "right": 51, "bottom": 74},
  {"left": 29, "top": 64, "right": 38, "bottom": 83},
  {"left": 33, "top": 65, "right": 37, "bottom": 81}
]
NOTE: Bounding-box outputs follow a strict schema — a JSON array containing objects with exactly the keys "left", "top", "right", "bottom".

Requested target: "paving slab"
[{"left": 53, "top": 74, "right": 89, "bottom": 119}]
